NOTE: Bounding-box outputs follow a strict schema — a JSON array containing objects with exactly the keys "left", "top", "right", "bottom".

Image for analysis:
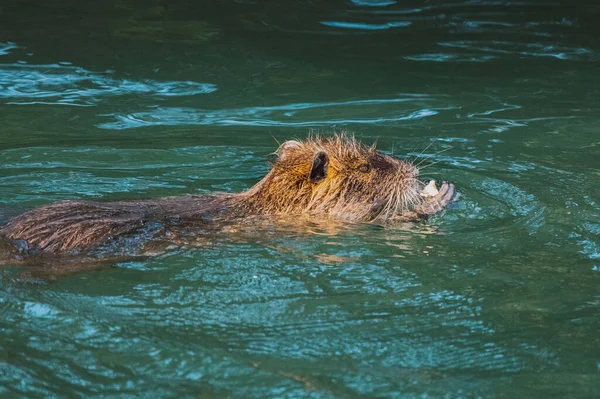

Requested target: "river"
[{"left": 0, "top": 1, "right": 599, "bottom": 397}]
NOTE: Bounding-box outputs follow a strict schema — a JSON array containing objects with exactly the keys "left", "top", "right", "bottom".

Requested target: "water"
[{"left": 1, "top": 0, "right": 599, "bottom": 397}]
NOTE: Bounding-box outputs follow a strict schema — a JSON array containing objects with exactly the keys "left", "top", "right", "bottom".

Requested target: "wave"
[
  {"left": 0, "top": 63, "right": 216, "bottom": 106},
  {"left": 97, "top": 96, "right": 455, "bottom": 129}
]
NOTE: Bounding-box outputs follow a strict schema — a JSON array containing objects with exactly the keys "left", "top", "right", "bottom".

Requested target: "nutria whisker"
[
  {"left": 405, "top": 140, "right": 423, "bottom": 161},
  {"left": 411, "top": 190, "right": 422, "bottom": 207},
  {"left": 383, "top": 183, "right": 399, "bottom": 221},
  {"left": 411, "top": 138, "right": 438, "bottom": 164},
  {"left": 270, "top": 133, "right": 281, "bottom": 147},
  {"left": 0, "top": 133, "right": 457, "bottom": 258},
  {"left": 404, "top": 187, "right": 417, "bottom": 211},
  {"left": 398, "top": 191, "right": 406, "bottom": 217},
  {"left": 418, "top": 160, "right": 445, "bottom": 171},
  {"left": 414, "top": 146, "right": 453, "bottom": 168}
]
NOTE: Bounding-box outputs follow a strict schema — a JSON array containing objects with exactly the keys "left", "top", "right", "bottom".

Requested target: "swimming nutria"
[{"left": 0, "top": 134, "right": 456, "bottom": 257}]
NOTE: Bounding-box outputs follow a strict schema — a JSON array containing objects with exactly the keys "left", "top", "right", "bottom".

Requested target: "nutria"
[{"left": 0, "top": 134, "right": 456, "bottom": 258}]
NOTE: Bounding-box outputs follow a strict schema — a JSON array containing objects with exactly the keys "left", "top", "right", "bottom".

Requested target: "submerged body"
[{"left": 0, "top": 134, "right": 455, "bottom": 258}]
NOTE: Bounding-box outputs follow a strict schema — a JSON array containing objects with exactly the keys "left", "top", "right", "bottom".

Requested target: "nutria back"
[{"left": 0, "top": 134, "right": 455, "bottom": 257}]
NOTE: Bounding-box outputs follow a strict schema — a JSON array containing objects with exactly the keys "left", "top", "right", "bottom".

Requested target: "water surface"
[{"left": 0, "top": 1, "right": 599, "bottom": 397}]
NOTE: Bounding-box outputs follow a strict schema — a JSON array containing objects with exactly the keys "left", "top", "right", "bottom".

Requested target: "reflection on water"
[
  {"left": 1, "top": 0, "right": 600, "bottom": 397},
  {"left": 321, "top": 20, "right": 412, "bottom": 30},
  {"left": 0, "top": 146, "right": 259, "bottom": 203},
  {"left": 98, "top": 97, "right": 452, "bottom": 129},
  {"left": 437, "top": 40, "right": 595, "bottom": 60},
  {"left": 404, "top": 53, "right": 496, "bottom": 62},
  {"left": 0, "top": 42, "right": 19, "bottom": 55},
  {"left": 257, "top": 0, "right": 596, "bottom": 62},
  {"left": 0, "top": 63, "right": 216, "bottom": 106}
]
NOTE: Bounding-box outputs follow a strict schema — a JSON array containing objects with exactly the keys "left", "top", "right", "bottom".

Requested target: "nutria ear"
[{"left": 309, "top": 151, "right": 329, "bottom": 183}]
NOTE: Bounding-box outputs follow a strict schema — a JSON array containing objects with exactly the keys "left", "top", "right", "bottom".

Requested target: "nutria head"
[{"left": 240, "top": 134, "right": 453, "bottom": 222}]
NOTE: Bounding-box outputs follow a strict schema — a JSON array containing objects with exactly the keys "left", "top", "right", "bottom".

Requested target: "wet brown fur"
[{"left": 0, "top": 134, "right": 454, "bottom": 255}]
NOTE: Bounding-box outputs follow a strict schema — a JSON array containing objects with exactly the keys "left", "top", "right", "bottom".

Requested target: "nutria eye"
[{"left": 359, "top": 163, "right": 371, "bottom": 173}]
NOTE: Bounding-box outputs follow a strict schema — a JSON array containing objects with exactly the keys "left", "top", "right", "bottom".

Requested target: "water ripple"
[
  {"left": 0, "top": 63, "right": 216, "bottom": 106},
  {"left": 0, "top": 146, "right": 261, "bottom": 203},
  {"left": 320, "top": 20, "right": 411, "bottom": 30},
  {"left": 276, "top": 1, "right": 598, "bottom": 63},
  {"left": 404, "top": 53, "right": 495, "bottom": 62},
  {"left": 0, "top": 42, "right": 19, "bottom": 56},
  {"left": 350, "top": 0, "right": 397, "bottom": 6},
  {"left": 438, "top": 40, "right": 595, "bottom": 61},
  {"left": 98, "top": 97, "right": 456, "bottom": 129}
]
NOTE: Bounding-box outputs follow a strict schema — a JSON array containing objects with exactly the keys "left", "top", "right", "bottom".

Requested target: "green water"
[{"left": 1, "top": 0, "right": 599, "bottom": 397}]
